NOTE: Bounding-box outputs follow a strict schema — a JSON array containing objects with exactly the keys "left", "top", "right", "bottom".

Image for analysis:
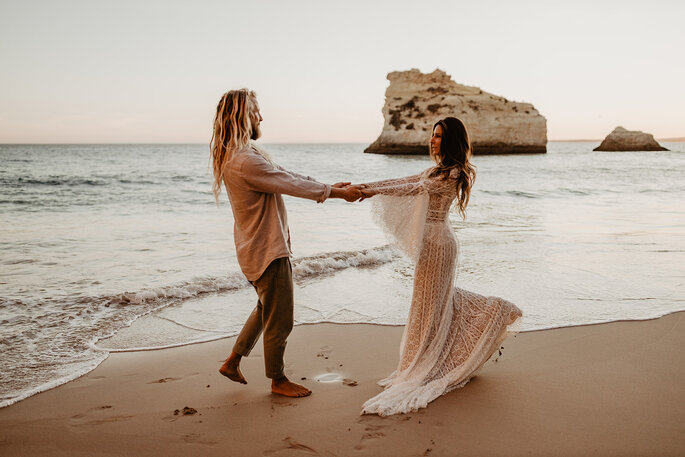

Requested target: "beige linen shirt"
[{"left": 223, "top": 144, "right": 331, "bottom": 282}]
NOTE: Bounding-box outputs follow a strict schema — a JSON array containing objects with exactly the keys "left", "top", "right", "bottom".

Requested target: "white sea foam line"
[
  {"left": 155, "top": 315, "right": 232, "bottom": 333},
  {"left": 0, "top": 246, "right": 401, "bottom": 408},
  {"left": 100, "top": 317, "right": 408, "bottom": 353},
  {"left": 102, "top": 308, "right": 685, "bottom": 353},
  {"left": 292, "top": 245, "right": 398, "bottom": 279},
  {"left": 0, "top": 351, "right": 108, "bottom": 409},
  {"left": 113, "top": 245, "right": 397, "bottom": 306},
  {"left": 102, "top": 332, "right": 236, "bottom": 353}
]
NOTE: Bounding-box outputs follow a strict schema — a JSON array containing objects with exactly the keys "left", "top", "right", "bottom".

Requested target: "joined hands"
[{"left": 331, "top": 182, "right": 372, "bottom": 202}]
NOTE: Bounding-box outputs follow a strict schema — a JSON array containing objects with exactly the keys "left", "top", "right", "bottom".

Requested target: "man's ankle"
[
  {"left": 271, "top": 375, "right": 288, "bottom": 384},
  {"left": 226, "top": 351, "right": 243, "bottom": 364}
]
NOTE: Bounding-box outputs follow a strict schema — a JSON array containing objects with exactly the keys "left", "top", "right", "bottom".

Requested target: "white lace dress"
[{"left": 360, "top": 168, "right": 522, "bottom": 416}]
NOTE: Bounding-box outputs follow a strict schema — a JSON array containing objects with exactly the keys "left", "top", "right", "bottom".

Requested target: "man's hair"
[{"left": 210, "top": 88, "right": 256, "bottom": 203}]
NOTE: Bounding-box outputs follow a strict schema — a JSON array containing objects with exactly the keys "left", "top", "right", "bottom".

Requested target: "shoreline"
[
  {"left": 2, "top": 308, "right": 684, "bottom": 410},
  {"left": 1, "top": 311, "right": 683, "bottom": 456}
]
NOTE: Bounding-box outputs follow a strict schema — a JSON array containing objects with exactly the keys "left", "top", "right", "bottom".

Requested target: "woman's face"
[{"left": 430, "top": 124, "right": 443, "bottom": 164}]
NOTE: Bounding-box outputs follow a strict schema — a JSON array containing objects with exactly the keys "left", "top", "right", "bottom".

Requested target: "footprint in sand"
[
  {"left": 70, "top": 405, "right": 114, "bottom": 420},
  {"left": 268, "top": 399, "right": 297, "bottom": 418},
  {"left": 148, "top": 377, "right": 180, "bottom": 384},
  {"left": 82, "top": 415, "right": 134, "bottom": 426},
  {"left": 182, "top": 433, "right": 218, "bottom": 446},
  {"left": 353, "top": 422, "right": 388, "bottom": 451},
  {"left": 148, "top": 372, "right": 200, "bottom": 384},
  {"left": 271, "top": 397, "right": 296, "bottom": 408},
  {"left": 262, "top": 437, "right": 325, "bottom": 456},
  {"left": 70, "top": 406, "right": 133, "bottom": 427},
  {"left": 361, "top": 424, "right": 386, "bottom": 440}
]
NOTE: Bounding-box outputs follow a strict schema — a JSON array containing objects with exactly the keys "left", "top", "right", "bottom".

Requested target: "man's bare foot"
[
  {"left": 219, "top": 354, "right": 247, "bottom": 384},
  {"left": 271, "top": 376, "right": 311, "bottom": 397}
]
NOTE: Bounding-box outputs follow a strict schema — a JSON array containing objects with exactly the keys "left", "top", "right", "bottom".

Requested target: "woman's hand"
[{"left": 351, "top": 184, "right": 373, "bottom": 201}]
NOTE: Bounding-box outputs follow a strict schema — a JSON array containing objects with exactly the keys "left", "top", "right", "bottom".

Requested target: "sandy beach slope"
[{"left": 1, "top": 311, "right": 683, "bottom": 456}]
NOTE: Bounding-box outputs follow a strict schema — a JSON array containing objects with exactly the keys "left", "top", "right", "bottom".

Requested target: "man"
[{"left": 210, "top": 89, "right": 361, "bottom": 397}]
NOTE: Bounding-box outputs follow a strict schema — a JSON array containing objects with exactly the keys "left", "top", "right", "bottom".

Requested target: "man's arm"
[
  {"left": 275, "top": 166, "right": 361, "bottom": 202},
  {"left": 239, "top": 154, "right": 330, "bottom": 202},
  {"left": 238, "top": 154, "right": 360, "bottom": 203},
  {"left": 275, "top": 164, "right": 317, "bottom": 182}
]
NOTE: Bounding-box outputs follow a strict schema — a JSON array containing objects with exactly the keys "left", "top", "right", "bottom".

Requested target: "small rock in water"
[
  {"left": 301, "top": 377, "right": 307, "bottom": 380},
  {"left": 173, "top": 409, "right": 180, "bottom": 415},
  {"left": 594, "top": 126, "right": 668, "bottom": 151},
  {"left": 182, "top": 406, "right": 198, "bottom": 415},
  {"left": 342, "top": 378, "right": 358, "bottom": 387}
]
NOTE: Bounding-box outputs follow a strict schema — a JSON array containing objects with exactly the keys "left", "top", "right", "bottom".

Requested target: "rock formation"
[
  {"left": 365, "top": 69, "right": 547, "bottom": 155},
  {"left": 593, "top": 127, "right": 668, "bottom": 151}
]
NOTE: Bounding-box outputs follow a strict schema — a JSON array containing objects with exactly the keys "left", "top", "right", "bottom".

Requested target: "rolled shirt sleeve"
[{"left": 238, "top": 154, "right": 331, "bottom": 203}]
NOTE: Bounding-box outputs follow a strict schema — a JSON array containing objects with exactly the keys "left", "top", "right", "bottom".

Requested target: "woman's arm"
[{"left": 357, "top": 173, "right": 424, "bottom": 198}]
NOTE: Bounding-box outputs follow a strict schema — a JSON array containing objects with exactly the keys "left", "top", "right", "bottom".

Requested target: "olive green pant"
[{"left": 233, "top": 257, "right": 293, "bottom": 379}]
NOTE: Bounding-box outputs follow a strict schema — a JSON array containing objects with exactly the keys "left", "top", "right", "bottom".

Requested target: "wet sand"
[{"left": 1, "top": 312, "right": 684, "bottom": 456}]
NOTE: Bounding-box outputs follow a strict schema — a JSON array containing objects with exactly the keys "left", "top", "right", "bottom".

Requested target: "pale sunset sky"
[{"left": 0, "top": 0, "right": 683, "bottom": 143}]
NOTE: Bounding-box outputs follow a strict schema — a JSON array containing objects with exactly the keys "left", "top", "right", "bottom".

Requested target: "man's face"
[{"left": 249, "top": 98, "right": 263, "bottom": 140}]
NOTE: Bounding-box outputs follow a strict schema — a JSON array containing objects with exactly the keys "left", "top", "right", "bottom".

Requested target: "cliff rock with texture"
[{"left": 365, "top": 69, "right": 547, "bottom": 155}]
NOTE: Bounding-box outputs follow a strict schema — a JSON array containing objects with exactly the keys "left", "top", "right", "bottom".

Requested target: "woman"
[{"left": 358, "top": 117, "right": 522, "bottom": 416}]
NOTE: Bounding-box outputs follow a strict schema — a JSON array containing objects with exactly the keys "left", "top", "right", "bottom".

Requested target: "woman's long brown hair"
[{"left": 428, "top": 117, "right": 477, "bottom": 218}]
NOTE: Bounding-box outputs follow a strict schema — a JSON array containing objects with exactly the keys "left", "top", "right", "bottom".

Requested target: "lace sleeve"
[
  {"left": 361, "top": 173, "right": 424, "bottom": 197},
  {"left": 362, "top": 172, "right": 429, "bottom": 262}
]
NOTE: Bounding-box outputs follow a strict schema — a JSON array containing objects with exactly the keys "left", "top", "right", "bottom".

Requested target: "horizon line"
[{"left": 1, "top": 138, "right": 684, "bottom": 146}]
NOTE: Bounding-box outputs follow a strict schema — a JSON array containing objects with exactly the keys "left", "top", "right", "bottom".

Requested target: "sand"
[{"left": 1, "top": 312, "right": 684, "bottom": 456}]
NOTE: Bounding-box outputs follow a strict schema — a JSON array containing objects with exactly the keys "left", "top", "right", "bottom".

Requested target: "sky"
[{"left": 0, "top": 0, "right": 683, "bottom": 143}]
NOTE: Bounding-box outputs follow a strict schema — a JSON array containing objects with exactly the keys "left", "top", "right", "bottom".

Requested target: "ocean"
[{"left": 1, "top": 142, "right": 684, "bottom": 408}]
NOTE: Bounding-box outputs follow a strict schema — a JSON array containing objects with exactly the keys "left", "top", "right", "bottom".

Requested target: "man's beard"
[{"left": 251, "top": 124, "right": 261, "bottom": 140}]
